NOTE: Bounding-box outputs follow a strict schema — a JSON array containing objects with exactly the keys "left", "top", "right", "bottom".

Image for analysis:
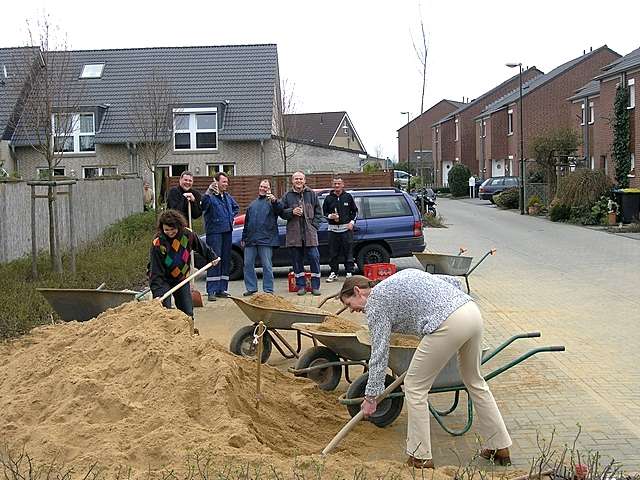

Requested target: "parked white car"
[{"left": 394, "top": 170, "right": 410, "bottom": 188}]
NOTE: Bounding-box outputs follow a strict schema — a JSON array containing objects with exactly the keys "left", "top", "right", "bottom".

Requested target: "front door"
[
  {"left": 492, "top": 159, "right": 505, "bottom": 177},
  {"left": 442, "top": 161, "right": 453, "bottom": 186}
]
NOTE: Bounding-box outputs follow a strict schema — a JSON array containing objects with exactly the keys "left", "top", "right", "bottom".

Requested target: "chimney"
[{"left": 590, "top": 46, "right": 593, "bottom": 52}]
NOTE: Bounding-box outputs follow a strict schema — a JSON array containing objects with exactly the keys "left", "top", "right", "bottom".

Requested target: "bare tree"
[
  {"left": 273, "top": 79, "right": 300, "bottom": 175},
  {"left": 411, "top": 2, "right": 429, "bottom": 185},
  {"left": 373, "top": 144, "right": 385, "bottom": 159},
  {"left": 129, "top": 69, "right": 176, "bottom": 214},
  {"left": 10, "top": 15, "right": 84, "bottom": 273}
]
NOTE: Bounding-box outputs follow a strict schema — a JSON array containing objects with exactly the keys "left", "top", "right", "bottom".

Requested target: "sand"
[
  {"left": 0, "top": 300, "right": 521, "bottom": 479},
  {"left": 245, "top": 293, "right": 333, "bottom": 316},
  {"left": 310, "top": 315, "right": 363, "bottom": 333}
]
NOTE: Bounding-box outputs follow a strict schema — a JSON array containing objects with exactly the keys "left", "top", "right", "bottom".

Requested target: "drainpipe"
[
  {"left": 583, "top": 99, "right": 590, "bottom": 167},
  {"left": 260, "top": 139, "right": 265, "bottom": 175}
]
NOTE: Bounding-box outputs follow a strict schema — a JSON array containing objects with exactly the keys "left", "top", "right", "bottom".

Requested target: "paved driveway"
[{"left": 193, "top": 197, "right": 640, "bottom": 468}]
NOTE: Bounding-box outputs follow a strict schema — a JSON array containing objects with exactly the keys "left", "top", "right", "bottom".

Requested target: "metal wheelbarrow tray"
[
  {"left": 413, "top": 248, "right": 496, "bottom": 293},
  {"left": 339, "top": 331, "right": 565, "bottom": 435},
  {"left": 229, "top": 296, "right": 330, "bottom": 364},
  {"left": 288, "top": 322, "right": 371, "bottom": 391},
  {"left": 37, "top": 288, "right": 139, "bottom": 322}
]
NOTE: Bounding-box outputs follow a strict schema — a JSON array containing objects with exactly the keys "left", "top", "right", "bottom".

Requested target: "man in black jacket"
[
  {"left": 322, "top": 176, "right": 358, "bottom": 282},
  {"left": 167, "top": 171, "right": 202, "bottom": 221}
]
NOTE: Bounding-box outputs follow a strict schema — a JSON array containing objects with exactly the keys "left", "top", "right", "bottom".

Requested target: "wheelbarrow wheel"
[
  {"left": 229, "top": 325, "right": 272, "bottom": 363},
  {"left": 294, "top": 346, "right": 341, "bottom": 391},
  {"left": 345, "top": 372, "right": 404, "bottom": 428}
]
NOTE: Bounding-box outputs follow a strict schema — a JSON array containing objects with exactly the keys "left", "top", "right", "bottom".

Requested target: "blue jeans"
[
  {"left": 206, "top": 231, "right": 232, "bottom": 295},
  {"left": 158, "top": 282, "right": 193, "bottom": 318},
  {"left": 291, "top": 246, "right": 320, "bottom": 290},
  {"left": 243, "top": 245, "right": 274, "bottom": 293}
]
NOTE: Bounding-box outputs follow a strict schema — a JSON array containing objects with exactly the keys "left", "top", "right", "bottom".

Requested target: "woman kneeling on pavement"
[
  {"left": 339, "top": 269, "right": 512, "bottom": 468},
  {"left": 149, "top": 209, "right": 219, "bottom": 318}
]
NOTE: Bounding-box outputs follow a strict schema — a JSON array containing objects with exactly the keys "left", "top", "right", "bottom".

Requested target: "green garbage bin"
[{"left": 614, "top": 189, "right": 640, "bottom": 223}]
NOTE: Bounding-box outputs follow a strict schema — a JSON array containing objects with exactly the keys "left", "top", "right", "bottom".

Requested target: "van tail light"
[
  {"left": 479, "top": 186, "right": 485, "bottom": 193},
  {"left": 413, "top": 220, "right": 423, "bottom": 237}
]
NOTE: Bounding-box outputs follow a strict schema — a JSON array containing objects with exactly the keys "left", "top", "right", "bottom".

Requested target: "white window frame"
[
  {"left": 580, "top": 104, "right": 585, "bottom": 126},
  {"left": 454, "top": 118, "right": 459, "bottom": 141},
  {"left": 82, "top": 166, "right": 117, "bottom": 178},
  {"left": 481, "top": 119, "right": 487, "bottom": 138},
  {"left": 207, "top": 163, "right": 236, "bottom": 176},
  {"left": 52, "top": 112, "right": 96, "bottom": 154},
  {"left": 80, "top": 64, "right": 105, "bottom": 79},
  {"left": 628, "top": 79, "right": 635, "bottom": 109},
  {"left": 631, "top": 152, "right": 636, "bottom": 173},
  {"left": 173, "top": 107, "right": 218, "bottom": 151},
  {"left": 507, "top": 109, "right": 514, "bottom": 135},
  {"left": 588, "top": 102, "right": 595, "bottom": 124},
  {"left": 37, "top": 167, "right": 66, "bottom": 178}
]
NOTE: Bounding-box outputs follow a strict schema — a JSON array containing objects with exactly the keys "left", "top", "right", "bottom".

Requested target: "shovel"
[
  {"left": 159, "top": 258, "right": 220, "bottom": 303},
  {"left": 187, "top": 201, "right": 204, "bottom": 308}
]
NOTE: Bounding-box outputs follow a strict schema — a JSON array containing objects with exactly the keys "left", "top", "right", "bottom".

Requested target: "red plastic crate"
[
  {"left": 288, "top": 271, "right": 313, "bottom": 292},
  {"left": 363, "top": 263, "right": 397, "bottom": 281}
]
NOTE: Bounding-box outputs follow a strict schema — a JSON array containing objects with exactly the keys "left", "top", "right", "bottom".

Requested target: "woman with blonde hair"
[{"left": 339, "top": 269, "right": 511, "bottom": 468}]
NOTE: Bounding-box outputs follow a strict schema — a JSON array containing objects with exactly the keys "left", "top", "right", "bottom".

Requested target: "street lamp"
[
  {"left": 401, "top": 111, "right": 410, "bottom": 190},
  {"left": 506, "top": 62, "right": 525, "bottom": 215}
]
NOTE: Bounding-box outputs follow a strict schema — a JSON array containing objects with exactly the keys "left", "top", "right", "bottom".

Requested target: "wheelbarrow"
[
  {"left": 339, "top": 330, "right": 565, "bottom": 435},
  {"left": 413, "top": 248, "right": 496, "bottom": 293},
  {"left": 37, "top": 283, "right": 150, "bottom": 322},
  {"left": 288, "top": 322, "right": 370, "bottom": 391}
]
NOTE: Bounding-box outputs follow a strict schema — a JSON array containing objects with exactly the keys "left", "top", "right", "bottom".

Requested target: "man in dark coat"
[
  {"left": 201, "top": 172, "right": 239, "bottom": 301},
  {"left": 280, "top": 171, "right": 323, "bottom": 296},
  {"left": 322, "top": 176, "right": 358, "bottom": 282},
  {"left": 241, "top": 179, "right": 282, "bottom": 295},
  {"left": 166, "top": 171, "right": 202, "bottom": 221}
]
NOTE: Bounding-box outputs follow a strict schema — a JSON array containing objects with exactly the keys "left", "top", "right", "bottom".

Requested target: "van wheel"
[
  {"left": 229, "top": 249, "right": 244, "bottom": 281},
  {"left": 357, "top": 244, "right": 390, "bottom": 268}
]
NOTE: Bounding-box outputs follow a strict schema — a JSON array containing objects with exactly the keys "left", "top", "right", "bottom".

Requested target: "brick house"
[
  {"left": 475, "top": 46, "right": 620, "bottom": 180},
  {"left": 431, "top": 67, "right": 542, "bottom": 186},
  {"left": 0, "top": 44, "right": 366, "bottom": 189},
  {"left": 568, "top": 80, "right": 601, "bottom": 170},
  {"left": 585, "top": 47, "right": 639, "bottom": 188},
  {"left": 397, "top": 99, "right": 465, "bottom": 181}
]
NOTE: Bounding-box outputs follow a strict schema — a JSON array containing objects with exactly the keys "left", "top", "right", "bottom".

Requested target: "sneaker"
[
  {"left": 406, "top": 457, "right": 434, "bottom": 469},
  {"left": 297, "top": 288, "right": 306, "bottom": 296},
  {"left": 346, "top": 272, "right": 353, "bottom": 278},
  {"left": 312, "top": 289, "right": 321, "bottom": 296},
  {"left": 207, "top": 294, "right": 217, "bottom": 302},
  {"left": 479, "top": 448, "right": 511, "bottom": 466},
  {"left": 326, "top": 272, "right": 338, "bottom": 283},
  {"left": 242, "top": 291, "right": 257, "bottom": 297},
  {"left": 215, "top": 292, "right": 231, "bottom": 298}
]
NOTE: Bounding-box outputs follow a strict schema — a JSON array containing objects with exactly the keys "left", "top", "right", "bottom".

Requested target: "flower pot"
[
  {"left": 528, "top": 205, "right": 541, "bottom": 216},
  {"left": 607, "top": 211, "right": 617, "bottom": 226}
]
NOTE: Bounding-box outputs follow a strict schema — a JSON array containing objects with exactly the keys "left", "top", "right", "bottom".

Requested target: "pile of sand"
[
  {"left": 311, "top": 315, "right": 362, "bottom": 333},
  {"left": 0, "top": 301, "right": 519, "bottom": 478},
  {"left": 246, "top": 293, "right": 333, "bottom": 316}
]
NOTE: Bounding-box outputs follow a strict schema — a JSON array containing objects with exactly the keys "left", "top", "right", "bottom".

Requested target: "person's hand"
[
  {"left": 293, "top": 206, "right": 303, "bottom": 217},
  {"left": 240, "top": 240, "right": 245, "bottom": 248},
  {"left": 328, "top": 212, "right": 338, "bottom": 221},
  {"left": 209, "top": 181, "right": 219, "bottom": 195},
  {"left": 183, "top": 192, "right": 195, "bottom": 202},
  {"left": 361, "top": 397, "right": 377, "bottom": 418},
  {"left": 266, "top": 193, "right": 276, "bottom": 202},
  {"left": 346, "top": 222, "right": 354, "bottom": 230}
]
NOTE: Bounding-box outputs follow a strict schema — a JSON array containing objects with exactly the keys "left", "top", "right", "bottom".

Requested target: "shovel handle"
[{"left": 159, "top": 258, "right": 219, "bottom": 302}]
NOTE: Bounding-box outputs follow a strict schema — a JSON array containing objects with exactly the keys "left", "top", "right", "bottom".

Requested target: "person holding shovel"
[
  {"left": 338, "top": 269, "right": 512, "bottom": 468},
  {"left": 149, "top": 209, "right": 219, "bottom": 318},
  {"left": 167, "top": 171, "right": 202, "bottom": 221}
]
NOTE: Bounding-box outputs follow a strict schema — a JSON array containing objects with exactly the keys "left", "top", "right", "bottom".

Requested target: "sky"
[{"left": 2, "top": 0, "right": 639, "bottom": 161}]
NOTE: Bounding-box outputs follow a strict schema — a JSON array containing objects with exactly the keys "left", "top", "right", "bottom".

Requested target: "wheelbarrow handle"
[
  {"left": 481, "top": 331, "right": 542, "bottom": 364},
  {"left": 135, "top": 287, "right": 151, "bottom": 300},
  {"left": 466, "top": 248, "right": 496, "bottom": 276},
  {"left": 159, "top": 259, "right": 219, "bottom": 302}
]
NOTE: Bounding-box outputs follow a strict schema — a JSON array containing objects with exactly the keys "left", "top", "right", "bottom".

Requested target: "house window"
[
  {"left": 80, "top": 64, "right": 105, "bottom": 79},
  {"left": 207, "top": 164, "right": 236, "bottom": 176},
  {"left": 628, "top": 79, "right": 635, "bottom": 109},
  {"left": 481, "top": 119, "right": 487, "bottom": 138},
  {"left": 580, "top": 104, "right": 585, "bottom": 125},
  {"left": 454, "top": 119, "right": 459, "bottom": 141},
  {"left": 590, "top": 157, "right": 595, "bottom": 169},
  {"left": 82, "top": 166, "right": 117, "bottom": 178},
  {"left": 173, "top": 107, "right": 218, "bottom": 151},
  {"left": 507, "top": 110, "right": 514, "bottom": 134},
  {"left": 631, "top": 153, "right": 636, "bottom": 172},
  {"left": 52, "top": 113, "right": 96, "bottom": 153},
  {"left": 37, "top": 167, "right": 65, "bottom": 179},
  {"left": 588, "top": 102, "right": 595, "bottom": 124}
]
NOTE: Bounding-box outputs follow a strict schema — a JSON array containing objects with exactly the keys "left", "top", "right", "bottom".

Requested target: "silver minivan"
[{"left": 394, "top": 170, "right": 410, "bottom": 188}]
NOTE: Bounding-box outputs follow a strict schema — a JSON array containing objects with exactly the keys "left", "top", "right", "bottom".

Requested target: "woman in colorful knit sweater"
[
  {"left": 149, "top": 210, "right": 219, "bottom": 318},
  {"left": 339, "top": 269, "right": 512, "bottom": 468}
]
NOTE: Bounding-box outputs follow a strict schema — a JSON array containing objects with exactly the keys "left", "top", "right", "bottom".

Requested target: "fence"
[
  {"left": 167, "top": 171, "right": 394, "bottom": 212},
  {"left": 525, "top": 183, "right": 551, "bottom": 207},
  {"left": 0, "top": 176, "right": 143, "bottom": 264}
]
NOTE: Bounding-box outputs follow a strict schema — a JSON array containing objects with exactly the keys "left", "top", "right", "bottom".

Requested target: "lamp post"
[
  {"left": 401, "top": 111, "right": 410, "bottom": 190},
  {"left": 506, "top": 62, "right": 525, "bottom": 215}
]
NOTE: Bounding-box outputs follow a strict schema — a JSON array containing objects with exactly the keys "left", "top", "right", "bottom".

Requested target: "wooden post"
[
  {"left": 68, "top": 183, "right": 76, "bottom": 273},
  {"left": 51, "top": 184, "right": 63, "bottom": 273},
  {"left": 30, "top": 184, "right": 38, "bottom": 279}
]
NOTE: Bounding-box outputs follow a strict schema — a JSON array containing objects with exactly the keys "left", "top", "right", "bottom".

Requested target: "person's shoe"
[
  {"left": 215, "top": 292, "right": 231, "bottom": 298},
  {"left": 207, "top": 294, "right": 216, "bottom": 302},
  {"left": 479, "top": 448, "right": 511, "bottom": 466},
  {"left": 297, "top": 288, "right": 306, "bottom": 296},
  {"left": 406, "top": 457, "right": 434, "bottom": 469},
  {"left": 243, "top": 291, "right": 257, "bottom": 297},
  {"left": 326, "top": 272, "right": 338, "bottom": 283},
  {"left": 312, "top": 289, "right": 321, "bottom": 296},
  {"left": 346, "top": 272, "right": 353, "bottom": 278}
]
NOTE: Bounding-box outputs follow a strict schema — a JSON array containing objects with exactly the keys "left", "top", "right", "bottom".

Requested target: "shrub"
[
  {"left": 555, "top": 169, "right": 612, "bottom": 209},
  {"left": 447, "top": 164, "right": 472, "bottom": 197},
  {"left": 494, "top": 188, "right": 519, "bottom": 209},
  {"left": 0, "top": 211, "right": 156, "bottom": 340},
  {"left": 549, "top": 204, "right": 571, "bottom": 222},
  {"left": 423, "top": 214, "right": 447, "bottom": 228},
  {"left": 435, "top": 187, "right": 450, "bottom": 194},
  {"left": 527, "top": 195, "right": 543, "bottom": 209}
]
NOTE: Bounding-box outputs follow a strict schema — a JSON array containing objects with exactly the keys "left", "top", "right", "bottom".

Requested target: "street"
[{"left": 194, "top": 197, "right": 640, "bottom": 468}]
